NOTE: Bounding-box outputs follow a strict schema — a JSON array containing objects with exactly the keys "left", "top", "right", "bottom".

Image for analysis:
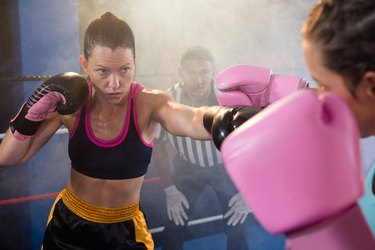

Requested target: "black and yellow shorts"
[{"left": 42, "top": 188, "right": 154, "bottom": 250}]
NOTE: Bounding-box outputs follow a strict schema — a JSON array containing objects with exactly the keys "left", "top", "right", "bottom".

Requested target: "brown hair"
[
  {"left": 180, "top": 46, "right": 214, "bottom": 65},
  {"left": 83, "top": 12, "right": 135, "bottom": 60},
  {"left": 302, "top": 0, "right": 375, "bottom": 89}
]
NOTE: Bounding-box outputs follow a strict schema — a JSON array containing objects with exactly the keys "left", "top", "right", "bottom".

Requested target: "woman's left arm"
[{"left": 149, "top": 90, "right": 220, "bottom": 140}]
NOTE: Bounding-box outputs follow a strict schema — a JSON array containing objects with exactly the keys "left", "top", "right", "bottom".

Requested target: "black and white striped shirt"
[{"left": 157, "top": 82, "right": 222, "bottom": 167}]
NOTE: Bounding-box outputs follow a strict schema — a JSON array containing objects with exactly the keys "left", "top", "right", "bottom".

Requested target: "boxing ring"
[
  {"left": 1, "top": 1, "right": 374, "bottom": 249},
  {"left": 0, "top": 76, "right": 285, "bottom": 250},
  {"left": 0, "top": 132, "right": 285, "bottom": 250},
  {"left": 1, "top": 111, "right": 374, "bottom": 249}
]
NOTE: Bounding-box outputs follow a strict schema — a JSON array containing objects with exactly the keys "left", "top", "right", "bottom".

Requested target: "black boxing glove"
[
  {"left": 204, "top": 106, "right": 261, "bottom": 150},
  {"left": 10, "top": 72, "right": 89, "bottom": 141}
]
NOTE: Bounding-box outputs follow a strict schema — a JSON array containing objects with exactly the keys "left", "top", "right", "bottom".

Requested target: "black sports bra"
[{"left": 68, "top": 83, "right": 153, "bottom": 180}]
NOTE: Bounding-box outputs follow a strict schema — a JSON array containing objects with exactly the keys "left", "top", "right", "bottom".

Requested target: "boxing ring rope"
[
  {"left": 0, "top": 128, "right": 233, "bottom": 234},
  {"left": 0, "top": 189, "right": 228, "bottom": 235},
  {"left": 0, "top": 164, "right": 229, "bottom": 234},
  {"left": 0, "top": 71, "right": 174, "bottom": 140},
  {"left": 0, "top": 128, "right": 67, "bottom": 139},
  {"left": 0, "top": 72, "right": 175, "bottom": 82},
  {"left": 149, "top": 214, "right": 226, "bottom": 234},
  {"left": 0, "top": 176, "right": 161, "bottom": 206},
  {"left": 0, "top": 189, "right": 227, "bottom": 234},
  {"left": 0, "top": 75, "right": 53, "bottom": 82}
]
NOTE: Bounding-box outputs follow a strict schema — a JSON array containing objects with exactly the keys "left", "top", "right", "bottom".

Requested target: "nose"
[
  {"left": 194, "top": 71, "right": 207, "bottom": 84},
  {"left": 108, "top": 73, "right": 120, "bottom": 90},
  {"left": 197, "top": 75, "right": 204, "bottom": 84}
]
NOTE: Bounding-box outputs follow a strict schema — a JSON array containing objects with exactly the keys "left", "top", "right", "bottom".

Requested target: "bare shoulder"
[
  {"left": 136, "top": 87, "right": 180, "bottom": 128},
  {"left": 138, "top": 87, "right": 173, "bottom": 106},
  {"left": 60, "top": 110, "right": 80, "bottom": 132}
]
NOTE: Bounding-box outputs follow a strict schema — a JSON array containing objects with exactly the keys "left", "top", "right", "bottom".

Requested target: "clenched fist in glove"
[
  {"left": 221, "top": 90, "right": 375, "bottom": 249},
  {"left": 224, "top": 192, "right": 251, "bottom": 226},
  {"left": 203, "top": 64, "right": 309, "bottom": 150},
  {"left": 10, "top": 72, "right": 88, "bottom": 141},
  {"left": 215, "top": 64, "right": 309, "bottom": 107},
  {"left": 203, "top": 106, "right": 261, "bottom": 150},
  {"left": 164, "top": 185, "right": 190, "bottom": 226}
]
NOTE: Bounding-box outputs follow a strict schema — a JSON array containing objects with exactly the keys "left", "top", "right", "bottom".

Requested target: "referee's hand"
[
  {"left": 224, "top": 192, "right": 250, "bottom": 226},
  {"left": 164, "top": 185, "right": 190, "bottom": 226}
]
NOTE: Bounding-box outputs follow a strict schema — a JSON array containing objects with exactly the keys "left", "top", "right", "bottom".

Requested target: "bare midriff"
[{"left": 67, "top": 168, "right": 144, "bottom": 208}]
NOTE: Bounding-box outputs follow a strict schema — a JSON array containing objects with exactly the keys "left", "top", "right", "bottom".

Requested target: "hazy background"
[
  {"left": 1, "top": 1, "right": 374, "bottom": 249},
  {"left": 79, "top": 0, "right": 317, "bottom": 89}
]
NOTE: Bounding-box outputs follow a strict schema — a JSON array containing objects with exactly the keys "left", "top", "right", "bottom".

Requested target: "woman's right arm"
[
  {"left": 0, "top": 72, "right": 88, "bottom": 166},
  {"left": 0, "top": 113, "right": 63, "bottom": 166}
]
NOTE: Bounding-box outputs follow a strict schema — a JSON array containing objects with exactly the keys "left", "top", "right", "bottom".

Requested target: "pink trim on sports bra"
[
  {"left": 132, "top": 84, "right": 154, "bottom": 147},
  {"left": 69, "top": 80, "right": 92, "bottom": 140},
  {"left": 69, "top": 108, "right": 82, "bottom": 140},
  {"left": 85, "top": 85, "right": 133, "bottom": 148},
  {"left": 69, "top": 82, "right": 153, "bottom": 148}
]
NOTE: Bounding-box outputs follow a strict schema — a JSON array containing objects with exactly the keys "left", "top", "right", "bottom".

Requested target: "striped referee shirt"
[{"left": 158, "top": 82, "right": 222, "bottom": 167}]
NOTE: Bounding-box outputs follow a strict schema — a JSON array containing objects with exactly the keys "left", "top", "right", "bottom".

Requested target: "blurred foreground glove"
[
  {"left": 224, "top": 192, "right": 250, "bottom": 226},
  {"left": 205, "top": 64, "right": 308, "bottom": 149},
  {"left": 222, "top": 89, "right": 362, "bottom": 233},
  {"left": 164, "top": 185, "right": 190, "bottom": 226},
  {"left": 10, "top": 72, "right": 88, "bottom": 141},
  {"left": 221, "top": 90, "right": 375, "bottom": 249},
  {"left": 215, "top": 64, "right": 309, "bottom": 107}
]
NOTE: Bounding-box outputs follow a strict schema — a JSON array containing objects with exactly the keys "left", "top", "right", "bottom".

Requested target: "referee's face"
[{"left": 179, "top": 59, "right": 215, "bottom": 103}]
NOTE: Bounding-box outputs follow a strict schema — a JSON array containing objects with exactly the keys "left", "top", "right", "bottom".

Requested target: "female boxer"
[{"left": 0, "top": 12, "right": 257, "bottom": 249}]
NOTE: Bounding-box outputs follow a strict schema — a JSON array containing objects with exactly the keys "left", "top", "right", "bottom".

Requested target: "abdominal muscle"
[{"left": 68, "top": 168, "right": 144, "bottom": 208}]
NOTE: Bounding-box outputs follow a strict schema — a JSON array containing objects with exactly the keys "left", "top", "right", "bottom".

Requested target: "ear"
[
  {"left": 80, "top": 55, "right": 88, "bottom": 74},
  {"left": 362, "top": 71, "right": 375, "bottom": 99}
]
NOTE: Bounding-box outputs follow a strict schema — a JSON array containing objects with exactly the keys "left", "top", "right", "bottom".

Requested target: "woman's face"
[
  {"left": 80, "top": 46, "right": 135, "bottom": 104},
  {"left": 303, "top": 39, "right": 375, "bottom": 137}
]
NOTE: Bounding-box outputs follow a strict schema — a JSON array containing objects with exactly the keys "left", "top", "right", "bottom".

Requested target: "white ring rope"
[
  {"left": 149, "top": 214, "right": 226, "bottom": 234},
  {"left": 0, "top": 128, "right": 251, "bottom": 233},
  {"left": 0, "top": 127, "right": 68, "bottom": 139}
]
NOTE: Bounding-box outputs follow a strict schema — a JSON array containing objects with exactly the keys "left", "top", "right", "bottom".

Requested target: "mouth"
[{"left": 106, "top": 92, "right": 122, "bottom": 100}]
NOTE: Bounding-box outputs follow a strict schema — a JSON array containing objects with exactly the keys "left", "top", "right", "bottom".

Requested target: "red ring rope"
[{"left": 0, "top": 177, "right": 160, "bottom": 206}]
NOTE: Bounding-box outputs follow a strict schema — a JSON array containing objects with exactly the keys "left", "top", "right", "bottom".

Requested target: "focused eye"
[
  {"left": 96, "top": 69, "right": 108, "bottom": 77},
  {"left": 184, "top": 69, "right": 194, "bottom": 75},
  {"left": 120, "top": 67, "right": 130, "bottom": 74},
  {"left": 201, "top": 70, "right": 211, "bottom": 77}
]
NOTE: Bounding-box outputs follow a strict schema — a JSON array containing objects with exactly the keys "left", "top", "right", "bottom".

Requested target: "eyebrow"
[
  {"left": 95, "top": 62, "right": 132, "bottom": 69},
  {"left": 94, "top": 64, "right": 110, "bottom": 70}
]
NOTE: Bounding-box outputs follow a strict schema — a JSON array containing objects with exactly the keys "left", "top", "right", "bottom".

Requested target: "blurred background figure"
[{"left": 153, "top": 46, "right": 250, "bottom": 250}]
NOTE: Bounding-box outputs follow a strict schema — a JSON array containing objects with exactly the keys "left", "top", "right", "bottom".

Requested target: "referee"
[{"left": 153, "top": 46, "right": 250, "bottom": 250}]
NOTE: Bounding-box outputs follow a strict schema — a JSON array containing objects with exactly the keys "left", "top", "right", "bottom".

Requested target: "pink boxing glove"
[
  {"left": 221, "top": 90, "right": 375, "bottom": 249},
  {"left": 10, "top": 72, "right": 88, "bottom": 141},
  {"left": 215, "top": 64, "right": 309, "bottom": 107},
  {"left": 221, "top": 90, "right": 363, "bottom": 234}
]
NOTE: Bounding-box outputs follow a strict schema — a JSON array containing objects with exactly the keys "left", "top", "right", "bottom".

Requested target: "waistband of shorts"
[{"left": 61, "top": 187, "right": 139, "bottom": 224}]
